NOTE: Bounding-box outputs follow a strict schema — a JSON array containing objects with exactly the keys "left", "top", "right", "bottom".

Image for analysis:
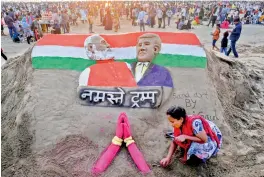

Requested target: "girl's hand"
[
  {"left": 175, "top": 135, "right": 186, "bottom": 142},
  {"left": 160, "top": 157, "right": 171, "bottom": 167}
]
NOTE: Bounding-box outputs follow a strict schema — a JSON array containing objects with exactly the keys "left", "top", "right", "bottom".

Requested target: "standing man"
[
  {"left": 61, "top": 10, "right": 69, "bottom": 33},
  {"left": 138, "top": 7, "right": 146, "bottom": 32},
  {"left": 166, "top": 7, "right": 173, "bottom": 26},
  {"left": 227, "top": 18, "right": 242, "bottom": 58},
  {"left": 31, "top": 15, "right": 43, "bottom": 40},
  {"left": 8, "top": 8, "right": 15, "bottom": 20},
  {"left": 220, "top": 5, "right": 227, "bottom": 24},
  {"left": 162, "top": 6, "right": 167, "bottom": 28},
  {"left": 157, "top": 6, "right": 163, "bottom": 28},
  {"left": 4, "top": 12, "right": 17, "bottom": 39},
  {"left": 131, "top": 7, "right": 137, "bottom": 26},
  {"left": 207, "top": 4, "right": 218, "bottom": 27},
  {"left": 149, "top": 5, "right": 156, "bottom": 28},
  {"left": 88, "top": 12, "right": 94, "bottom": 33},
  {"left": 99, "top": 5, "right": 104, "bottom": 24},
  {"left": 181, "top": 5, "right": 186, "bottom": 21}
]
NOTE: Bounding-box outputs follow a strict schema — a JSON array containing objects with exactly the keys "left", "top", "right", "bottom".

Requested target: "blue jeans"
[
  {"left": 8, "top": 25, "right": 17, "bottom": 38},
  {"left": 220, "top": 47, "right": 227, "bottom": 55},
  {"left": 227, "top": 40, "right": 238, "bottom": 58},
  {"left": 212, "top": 39, "right": 217, "bottom": 47}
]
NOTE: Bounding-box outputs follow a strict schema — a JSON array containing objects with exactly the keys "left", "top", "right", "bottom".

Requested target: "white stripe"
[
  {"left": 79, "top": 67, "right": 90, "bottom": 86},
  {"left": 32, "top": 44, "right": 206, "bottom": 59}
]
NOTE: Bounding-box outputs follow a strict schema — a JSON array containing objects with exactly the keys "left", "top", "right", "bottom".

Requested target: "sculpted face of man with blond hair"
[{"left": 130, "top": 33, "right": 174, "bottom": 88}]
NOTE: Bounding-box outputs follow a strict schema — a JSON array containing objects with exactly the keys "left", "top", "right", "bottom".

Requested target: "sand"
[{"left": 1, "top": 18, "right": 264, "bottom": 177}]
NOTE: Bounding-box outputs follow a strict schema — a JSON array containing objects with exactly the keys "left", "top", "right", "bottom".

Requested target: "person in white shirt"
[
  {"left": 166, "top": 8, "right": 173, "bottom": 26},
  {"left": 234, "top": 9, "right": 239, "bottom": 19},
  {"left": 229, "top": 9, "right": 235, "bottom": 24},
  {"left": 52, "top": 11, "right": 59, "bottom": 22},
  {"left": 138, "top": 7, "right": 146, "bottom": 31},
  {"left": 157, "top": 7, "right": 163, "bottom": 28},
  {"left": 181, "top": 7, "right": 186, "bottom": 20}
]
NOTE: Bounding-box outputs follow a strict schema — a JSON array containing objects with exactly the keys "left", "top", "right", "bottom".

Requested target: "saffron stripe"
[{"left": 36, "top": 32, "right": 202, "bottom": 47}]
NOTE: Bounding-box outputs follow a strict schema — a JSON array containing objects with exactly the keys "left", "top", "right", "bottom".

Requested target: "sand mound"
[
  {"left": 1, "top": 47, "right": 264, "bottom": 177},
  {"left": 1, "top": 47, "right": 38, "bottom": 177},
  {"left": 206, "top": 49, "right": 264, "bottom": 177}
]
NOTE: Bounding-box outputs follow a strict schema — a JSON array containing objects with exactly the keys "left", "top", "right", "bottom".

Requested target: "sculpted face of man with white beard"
[
  {"left": 79, "top": 34, "right": 137, "bottom": 87},
  {"left": 84, "top": 34, "right": 114, "bottom": 60}
]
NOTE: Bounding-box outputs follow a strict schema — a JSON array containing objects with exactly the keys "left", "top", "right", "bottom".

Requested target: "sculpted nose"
[{"left": 140, "top": 45, "right": 146, "bottom": 51}]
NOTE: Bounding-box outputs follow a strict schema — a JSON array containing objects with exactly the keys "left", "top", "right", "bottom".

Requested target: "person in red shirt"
[
  {"left": 211, "top": 24, "right": 221, "bottom": 51},
  {"left": 160, "top": 106, "right": 222, "bottom": 167}
]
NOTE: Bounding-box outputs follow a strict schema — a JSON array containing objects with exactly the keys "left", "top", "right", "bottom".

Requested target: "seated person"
[
  {"left": 51, "top": 20, "right": 61, "bottom": 34},
  {"left": 160, "top": 106, "right": 222, "bottom": 167},
  {"left": 13, "top": 19, "right": 21, "bottom": 32},
  {"left": 21, "top": 17, "right": 33, "bottom": 44},
  {"left": 178, "top": 19, "right": 185, "bottom": 30},
  {"left": 220, "top": 19, "right": 230, "bottom": 29},
  {"left": 181, "top": 19, "right": 191, "bottom": 30},
  {"left": 12, "top": 32, "right": 21, "bottom": 43},
  {"left": 195, "top": 16, "right": 200, "bottom": 24}
]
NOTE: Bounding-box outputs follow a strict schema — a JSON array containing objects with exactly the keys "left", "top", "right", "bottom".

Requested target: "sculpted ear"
[{"left": 154, "top": 45, "right": 160, "bottom": 55}]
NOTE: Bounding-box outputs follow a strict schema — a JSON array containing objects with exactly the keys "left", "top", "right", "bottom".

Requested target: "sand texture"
[{"left": 2, "top": 21, "right": 264, "bottom": 177}]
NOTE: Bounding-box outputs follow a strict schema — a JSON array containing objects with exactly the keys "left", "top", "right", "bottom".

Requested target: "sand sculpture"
[
  {"left": 32, "top": 32, "right": 207, "bottom": 108},
  {"left": 92, "top": 113, "right": 150, "bottom": 174},
  {"left": 2, "top": 26, "right": 264, "bottom": 177},
  {"left": 28, "top": 32, "right": 219, "bottom": 175}
]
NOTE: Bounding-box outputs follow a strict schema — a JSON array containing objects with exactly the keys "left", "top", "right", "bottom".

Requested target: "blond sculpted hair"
[{"left": 137, "top": 33, "right": 162, "bottom": 53}]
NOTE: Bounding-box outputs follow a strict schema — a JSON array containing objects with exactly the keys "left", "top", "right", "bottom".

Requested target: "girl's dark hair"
[
  {"left": 166, "top": 106, "right": 187, "bottom": 120},
  {"left": 224, "top": 31, "right": 229, "bottom": 37}
]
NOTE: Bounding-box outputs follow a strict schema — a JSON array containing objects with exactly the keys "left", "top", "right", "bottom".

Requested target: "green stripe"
[
  {"left": 32, "top": 54, "right": 207, "bottom": 71},
  {"left": 154, "top": 54, "right": 206, "bottom": 68},
  {"left": 32, "top": 57, "right": 96, "bottom": 71}
]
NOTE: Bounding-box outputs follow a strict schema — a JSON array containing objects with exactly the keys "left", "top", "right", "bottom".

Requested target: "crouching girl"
[{"left": 160, "top": 106, "right": 222, "bottom": 167}]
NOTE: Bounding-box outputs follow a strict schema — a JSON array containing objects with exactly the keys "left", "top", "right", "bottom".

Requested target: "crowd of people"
[{"left": 1, "top": 1, "right": 264, "bottom": 60}]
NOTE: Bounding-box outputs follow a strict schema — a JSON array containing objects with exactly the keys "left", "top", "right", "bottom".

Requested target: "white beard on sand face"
[{"left": 86, "top": 44, "right": 114, "bottom": 60}]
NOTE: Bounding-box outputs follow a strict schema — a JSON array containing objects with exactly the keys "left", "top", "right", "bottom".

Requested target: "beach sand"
[{"left": 1, "top": 18, "right": 264, "bottom": 177}]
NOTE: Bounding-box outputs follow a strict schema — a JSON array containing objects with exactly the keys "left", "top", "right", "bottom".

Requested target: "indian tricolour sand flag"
[{"left": 32, "top": 32, "right": 207, "bottom": 71}]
